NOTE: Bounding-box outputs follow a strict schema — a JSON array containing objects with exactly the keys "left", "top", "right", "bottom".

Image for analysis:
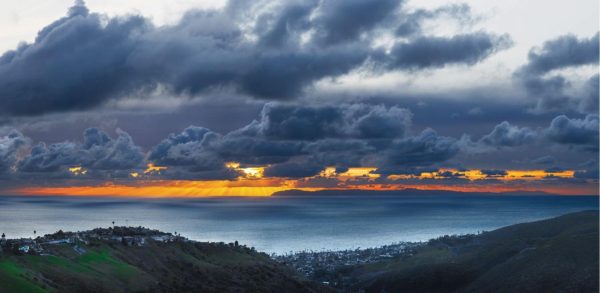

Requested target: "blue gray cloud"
[
  {"left": 515, "top": 33, "right": 599, "bottom": 114},
  {"left": 0, "top": 0, "right": 510, "bottom": 116},
  {"left": 0, "top": 103, "right": 597, "bottom": 181},
  {"left": 17, "top": 128, "right": 144, "bottom": 177}
]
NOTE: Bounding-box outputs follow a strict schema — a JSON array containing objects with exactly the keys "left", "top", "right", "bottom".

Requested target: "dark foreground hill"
[
  {"left": 0, "top": 229, "right": 326, "bottom": 293},
  {"left": 329, "top": 210, "right": 599, "bottom": 292}
]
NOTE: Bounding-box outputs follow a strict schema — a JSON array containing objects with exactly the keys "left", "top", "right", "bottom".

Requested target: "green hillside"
[
  {"left": 0, "top": 236, "right": 325, "bottom": 292},
  {"left": 335, "top": 210, "right": 599, "bottom": 292}
]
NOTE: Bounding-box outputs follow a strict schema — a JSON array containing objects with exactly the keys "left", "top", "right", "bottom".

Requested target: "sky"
[{"left": 0, "top": 0, "right": 598, "bottom": 196}]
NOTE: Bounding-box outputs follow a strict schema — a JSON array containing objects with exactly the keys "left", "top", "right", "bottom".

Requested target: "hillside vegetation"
[
  {"left": 332, "top": 210, "right": 599, "bottom": 292},
  {"left": 0, "top": 236, "right": 325, "bottom": 292}
]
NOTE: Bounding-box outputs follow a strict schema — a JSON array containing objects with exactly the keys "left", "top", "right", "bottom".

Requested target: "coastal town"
[
  {"left": 272, "top": 242, "right": 422, "bottom": 281},
  {"left": 0, "top": 226, "right": 181, "bottom": 256}
]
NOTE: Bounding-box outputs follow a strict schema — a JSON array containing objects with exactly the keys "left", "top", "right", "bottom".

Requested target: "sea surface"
[{"left": 0, "top": 195, "right": 597, "bottom": 254}]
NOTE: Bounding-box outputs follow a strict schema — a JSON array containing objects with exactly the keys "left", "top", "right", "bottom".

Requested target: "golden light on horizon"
[
  {"left": 409, "top": 169, "right": 575, "bottom": 181},
  {"left": 505, "top": 170, "right": 574, "bottom": 180},
  {"left": 320, "top": 167, "right": 379, "bottom": 180},
  {"left": 226, "top": 162, "right": 265, "bottom": 179},
  {"left": 144, "top": 164, "right": 167, "bottom": 174},
  {"left": 240, "top": 167, "right": 264, "bottom": 178},
  {"left": 225, "top": 162, "right": 240, "bottom": 169},
  {"left": 68, "top": 166, "right": 87, "bottom": 175},
  {"left": 8, "top": 165, "right": 589, "bottom": 197},
  {"left": 13, "top": 180, "right": 306, "bottom": 197}
]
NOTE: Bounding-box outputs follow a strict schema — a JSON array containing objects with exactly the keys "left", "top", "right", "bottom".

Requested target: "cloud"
[
  {"left": 385, "top": 33, "right": 512, "bottom": 70},
  {"left": 146, "top": 126, "right": 243, "bottom": 179},
  {"left": 303, "top": 139, "right": 375, "bottom": 167},
  {"left": 243, "top": 103, "right": 412, "bottom": 140},
  {"left": 0, "top": 130, "right": 28, "bottom": 174},
  {"left": 480, "top": 169, "right": 507, "bottom": 177},
  {"left": 3, "top": 102, "right": 597, "bottom": 183},
  {"left": 574, "top": 159, "right": 599, "bottom": 180},
  {"left": 520, "top": 33, "right": 599, "bottom": 75},
  {"left": 237, "top": 44, "right": 371, "bottom": 99},
  {"left": 515, "top": 33, "right": 599, "bottom": 114},
  {"left": 474, "top": 114, "right": 598, "bottom": 152},
  {"left": 215, "top": 103, "right": 409, "bottom": 165},
  {"left": 217, "top": 136, "right": 306, "bottom": 165},
  {"left": 543, "top": 114, "right": 599, "bottom": 152},
  {"left": 372, "top": 166, "right": 438, "bottom": 176},
  {"left": 395, "top": 4, "right": 475, "bottom": 37},
  {"left": 148, "top": 126, "right": 223, "bottom": 170},
  {"left": 255, "top": 2, "right": 315, "bottom": 48},
  {"left": 0, "top": 1, "right": 508, "bottom": 116},
  {"left": 479, "top": 121, "right": 537, "bottom": 147},
  {"left": 312, "top": 0, "right": 401, "bottom": 46},
  {"left": 263, "top": 159, "right": 325, "bottom": 178},
  {"left": 384, "top": 129, "right": 459, "bottom": 167},
  {"left": 17, "top": 128, "right": 144, "bottom": 175},
  {"left": 0, "top": 2, "right": 147, "bottom": 116},
  {"left": 531, "top": 155, "right": 556, "bottom": 165}
]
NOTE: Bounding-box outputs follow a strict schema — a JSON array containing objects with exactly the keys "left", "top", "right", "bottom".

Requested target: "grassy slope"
[
  {"left": 0, "top": 241, "right": 324, "bottom": 293},
  {"left": 351, "top": 210, "right": 599, "bottom": 293}
]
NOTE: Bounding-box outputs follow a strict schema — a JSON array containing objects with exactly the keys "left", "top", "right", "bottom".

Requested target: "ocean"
[{"left": 0, "top": 195, "right": 597, "bottom": 254}]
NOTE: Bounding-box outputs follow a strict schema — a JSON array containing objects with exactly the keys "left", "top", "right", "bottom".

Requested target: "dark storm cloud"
[
  {"left": 373, "top": 166, "right": 439, "bottom": 176},
  {"left": 0, "top": 102, "right": 598, "bottom": 182},
  {"left": 474, "top": 114, "right": 599, "bottom": 152},
  {"left": 146, "top": 126, "right": 244, "bottom": 179},
  {"left": 386, "top": 33, "right": 511, "bottom": 70},
  {"left": 519, "top": 33, "right": 599, "bottom": 75},
  {"left": 217, "top": 136, "right": 306, "bottom": 165},
  {"left": 480, "top": 169, "right": 507, "bottom": 177},
  {"left": 543, "top": 114, "right": 599, "bottom": 152},
  {"left": 384, "top": 129, "right": 460, "bottom": 167},
  {"left": 237, "top": 44, "right": 371, "bottom": 99},
  {"left": 579, "top": 74, "right": 599, "bottom": 113},
  {"left": 243, "top": 103, "right": 412, "bottom": 140},
  {"left": 147, "top": 126, "right": 224, "bottom": 171},
  {"left": 0, "top": 1, "right": 509, "bottom": 116},
  {"left": 0, "top": 130, "right": 28, "bottom": 174},
  {"left": 312, "top": 0, "right": 401, "bottom": 46},
  {"left": 479, "top": 121, "right": 536, "bottom": 147},
  {"left": 17, "top": 128, "right": 144, "bottom": 174},
  {"left": 263, "top": 159, "right": 325, "bottom": 178},
  {"left": 515, "top": 33, "right": 599, "bottom": 114},
  {"left": 216, "top": 103, "right": 408, "bottom": 166},
  {"left": 255, "top": 2, "right": 315, "bottom": 48},
  {"left": 0, "top": 3, "right": 148, "bottom": 116},
  {"left": 140, "top": 103, "right": 408, "bottom": 175},
  {"left": 303, "top": 139, "right": 376, "bottom": 167}
]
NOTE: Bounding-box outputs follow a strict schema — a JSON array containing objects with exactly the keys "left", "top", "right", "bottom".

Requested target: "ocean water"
[{"left": 0, "top": 195, "right": 597, "bottom": 254}]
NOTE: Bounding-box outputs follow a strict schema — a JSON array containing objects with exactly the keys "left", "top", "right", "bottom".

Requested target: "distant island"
[
  {"left": 0, "top": 211, "right": 597, "bottom": 292},
  {"left": 272, "top": 188, "right": 555, "bottom": 196}
]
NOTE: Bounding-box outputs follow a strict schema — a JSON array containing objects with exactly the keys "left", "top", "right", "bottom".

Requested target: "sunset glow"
[
  {"left": 10, "top": 167, "right": 593, "bottom": 197},
  {"left": 68, "top": 166, "right": 87, "bottom": 175}
]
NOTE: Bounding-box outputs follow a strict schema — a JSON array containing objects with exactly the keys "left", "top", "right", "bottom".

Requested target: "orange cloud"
[{"left": 7, "top": 166, "right": 593, "bottom": 197}]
